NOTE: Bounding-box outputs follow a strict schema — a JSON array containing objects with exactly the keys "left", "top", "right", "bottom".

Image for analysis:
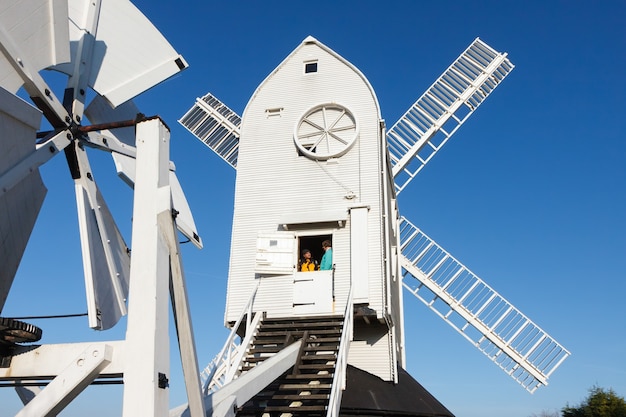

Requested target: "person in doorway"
[
  {"left": 320, "top": 240, "right": 333, "bottom": 270},
  {"left": 298, "top": 249, "right": 319, "bottom": 271}
]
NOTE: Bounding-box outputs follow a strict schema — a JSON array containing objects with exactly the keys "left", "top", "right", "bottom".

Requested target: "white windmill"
[
  {"left": 178, "top": 36, "right": 570, "bottom": 416},
  {"left": 0, "top": 1, "right": 208, "bottom": 416}
]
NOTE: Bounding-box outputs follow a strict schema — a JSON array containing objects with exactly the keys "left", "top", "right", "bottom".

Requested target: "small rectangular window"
[
  {"left": 266, "top": 107, "right": 283, "bottom": 117},
  {"left": 305, "top": 62, "right": 318, "bottom": 73}
]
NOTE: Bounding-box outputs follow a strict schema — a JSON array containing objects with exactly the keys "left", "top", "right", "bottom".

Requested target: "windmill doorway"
[{"left": 297, "top": 234, "right": 331, "bottom": 268}]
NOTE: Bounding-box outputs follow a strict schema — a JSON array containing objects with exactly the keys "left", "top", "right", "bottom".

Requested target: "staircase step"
[
  {"left": 279, "top": 383, "right": 332, "bottom": 390},
  {"left": 272, "top": 394, "right": 329, "bottom": 400},
  {"left": 241, "top": 363, "right": 336, "bottom": 372},
  {"left": 286, "top": 374, "right": 333, "bottom": 380},
  {"left": 260, "top": 321, "right": 343, "bottom": 330},
  {"left": 251, "top": 337, "right": 291, "bottom": 344},
  {"left": 297, "top": 363, "right": 335, "bottom": 370},
  {"left": 244, "top": 356, "right": 276, "bottom": 363},
  {"left": 262, "top": 315, "right": 342, "bottom": 323},
  {"left": 304, "top": 345, "right": 339, "bottom": 352},
  {"left": 263, "top": 405, "right": 327, "bottom": 412},
  {"left": 300, "top": 354, "right": 336, "bottom": 361},
  {"left": 257, "top": 329, "right": 341, "bottom": 337},
  {"left": 248, "top": 346, "right": 284, "bottom": 354},
  {"left": 304, "top": 337, "right": 340, "bottom": 343}
]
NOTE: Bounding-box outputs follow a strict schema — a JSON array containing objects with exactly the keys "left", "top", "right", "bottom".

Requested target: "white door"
[
  {"left": 293, "top": 270, "right": 333, "bottom": 315},
  {"left": 254, "top": 232, "right": 296, "bottom": 274}
]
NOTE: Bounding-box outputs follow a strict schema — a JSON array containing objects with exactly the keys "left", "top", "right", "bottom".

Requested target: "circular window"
[{"left": 294, "top": 103, "right": 358, "bottom": 160}]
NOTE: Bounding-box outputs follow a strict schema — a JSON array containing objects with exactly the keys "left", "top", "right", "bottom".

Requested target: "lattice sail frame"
[
  {"left": 179, "top": 92, "right": 241, "bottom": 168},
  {"left": 399, "top": 216, "right": 570, "bottom": 393},
  {"left": 388, "top": 38, "right": 514, "bottom": 194}
]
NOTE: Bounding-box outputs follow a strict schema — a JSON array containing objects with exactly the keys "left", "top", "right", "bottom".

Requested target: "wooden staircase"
[{"left": 236, "top": 315, "right": 344, "bottom": 417}]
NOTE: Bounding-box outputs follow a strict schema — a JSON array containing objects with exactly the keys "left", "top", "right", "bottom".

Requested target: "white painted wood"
[
  {"left": 188, "top": 36, "right": 569, "bottom": 394},
  {"left": 227, "top": 37, "right": 382, "bottom": 316},
  {"left": 0, "top": 341, "right": 125, "bottom": 379},
  {"left": 389, "top": 38, "right": 514, "bottom": 194},
  {"left": 52, "top": 0, "right": 187, "bottom": 107},
  {"left": 63, "top": 0, "right": 100, "bottom": 124},
  {"left": 73, "top": 143, "right": 130, "bottom": 330},
  {"left": 170, "top": 341, "right": 303, "bottom": 417},
  {"left": 85, "top": 96, "right": 203, "bottom": 249},
  {"left": 254, "top": 232, "right": 296, "bottom": 275},
  {"left": 178, "top": 93, "right": 240, "bottom": 168},
  {"left": 348, "top": 323, "right": 394, "bottom": 381},
  {"left": 0, "top": 86, "right": 46, "bottom": 311},
  {"left": 0, "top": 0, "right": 70, "bottom": 93},
  {"left": 279, "top": 208, "right": 347, "bottom": 227},
  {"left": 247, "top": 275, "right": 297, "bottom": 319},
  {"left": 123, "top": 118, "right": 172, "bottom": 417},
  {"left": 161, "top": 211, "right": 207, "bottom": 417},
  {"left": 205, "top": 341, "right": 302, "bottom": 415},
  {"left": 15, "top": 344, "right": 112, "bottom": 417},
  {"left": 0, "top": 9, "right": 70, "bottom": 126},
  {"left": 350, "top": 206, "right": 369, "bottom": 302},
  {"left": 400, "top": 216, "right": 571, "bottom": 392},
  {"left": 293, "top": 271, "right": 333, "bottom": 315},
  {"left": 223, "top": 36, "right": 399, "bottom": 380}
]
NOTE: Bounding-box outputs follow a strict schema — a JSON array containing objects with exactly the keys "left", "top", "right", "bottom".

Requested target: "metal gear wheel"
[{"left": 0, "top": 317, "right": 42, "bottom": 345}]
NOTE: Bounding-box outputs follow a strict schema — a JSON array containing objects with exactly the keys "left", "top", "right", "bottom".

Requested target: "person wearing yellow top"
[{"left": 298, "top": 249, "right": 319, "bottom": 271}]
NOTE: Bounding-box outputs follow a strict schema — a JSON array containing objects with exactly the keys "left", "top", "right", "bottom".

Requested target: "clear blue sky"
[{"left": 3, "top": 1, "right": 625, "bottom": 416}]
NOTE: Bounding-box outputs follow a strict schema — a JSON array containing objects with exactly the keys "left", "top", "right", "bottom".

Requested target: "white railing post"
[
  {"left": 326, "top": 287, "right": 353, "bottom": 417},
  {"left": 201, "top": 282, "right": 260, "bottom": 393}
]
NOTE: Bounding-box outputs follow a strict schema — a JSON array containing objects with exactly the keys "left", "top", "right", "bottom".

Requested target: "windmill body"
[
  {"left": 180, "top": 35, "right": 570, "bottom": 416},
  {"left": 227, "top": 36, "right": 403, "bottom": 382}
]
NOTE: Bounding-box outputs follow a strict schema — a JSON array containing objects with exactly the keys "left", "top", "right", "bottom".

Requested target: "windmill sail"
[
  {"left": 52, "top": 0, "right": 188, "bottom": 108},
  {"left": 399, "top": 216, "right": 570, "bottom": 393},
  {"left": 179, "top": 92, "right": 240, "bottom": 168},
  {"left": 0, "top": 0, "right": 70, "bottom": 94},
  {"left": 388, "top": 38, "right": 514, "bottom": 194},
  {"left": 85, "top": 96, "right": 203, "bottom": 249},
  {"left": 75, "top": 180, "right": 131, "bottom": 330},
  {"left": 0, "top": 88, "right": 46, "bottom": 312}
]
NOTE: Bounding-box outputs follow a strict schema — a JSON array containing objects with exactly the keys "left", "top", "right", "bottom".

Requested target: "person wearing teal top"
[{"left": 320, "top": 240, "right": 333, "bottom": 270}]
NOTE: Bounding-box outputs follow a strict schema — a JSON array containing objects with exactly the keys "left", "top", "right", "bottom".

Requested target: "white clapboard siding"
[
  {"left": 348, "top": 324, "right": 395, "bottom": 381},
  {"left": 224, "top": 37, "right": 401, "bottom": 381},
  {"left": 227, "top": 38, "right": 384, "bottom": 319}
]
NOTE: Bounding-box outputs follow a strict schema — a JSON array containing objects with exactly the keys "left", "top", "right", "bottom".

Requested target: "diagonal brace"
[{"left": 15, "top": 344, "right": 112, "bottom": 417}]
